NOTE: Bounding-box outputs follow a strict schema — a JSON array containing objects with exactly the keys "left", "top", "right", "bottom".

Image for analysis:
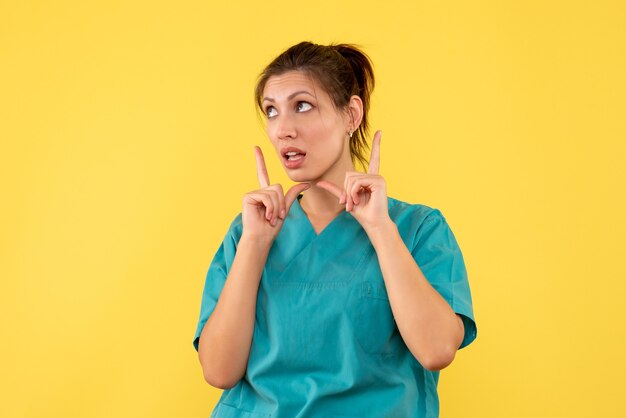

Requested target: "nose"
[{"left": 275, "top": 114, "right": 297, "bottom": 140}]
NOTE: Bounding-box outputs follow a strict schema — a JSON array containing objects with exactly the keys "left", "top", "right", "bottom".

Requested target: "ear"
[{"left": 345, "top": 95, "right": 364, "bottom": 133}]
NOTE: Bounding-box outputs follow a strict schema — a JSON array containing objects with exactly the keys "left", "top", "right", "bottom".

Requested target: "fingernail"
[
  {"left": 272, "top": 218, "right": 277, "bottom": 226},
  {"left": 280, "top": 209, "right": 286, "bottom": 218}
]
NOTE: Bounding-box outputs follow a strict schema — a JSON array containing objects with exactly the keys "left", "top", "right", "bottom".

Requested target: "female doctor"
[{"left": 193, "top": 41, "right": 477, "bottom": 418}]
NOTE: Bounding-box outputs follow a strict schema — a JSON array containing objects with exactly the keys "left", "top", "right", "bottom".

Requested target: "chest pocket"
[{"left": 350, "top": 280, "right": 401, "bottom": 355}]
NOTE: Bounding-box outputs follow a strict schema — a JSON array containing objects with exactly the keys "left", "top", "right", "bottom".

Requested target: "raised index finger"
[
  {"left": 254, "top": 146, "right": 270, "bottom": 188},
  {"left": 367, "top": 130, "right": 382, "bottom": 175}
]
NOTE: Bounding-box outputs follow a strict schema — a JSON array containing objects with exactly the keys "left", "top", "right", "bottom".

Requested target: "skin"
[
  {"left": 198, "top": 70, "right": 465, "bottom": 389},
  {"left": 259, "top": 71, "right": 358, "bottom": 230}
]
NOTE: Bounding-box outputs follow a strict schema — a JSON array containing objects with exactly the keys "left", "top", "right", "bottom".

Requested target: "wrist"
[
  {"left": 239, "top": 231, "right": 275, "bottom": 249},
  {"left": 364, "top": 216, "right": 397, "bottom": 246}
]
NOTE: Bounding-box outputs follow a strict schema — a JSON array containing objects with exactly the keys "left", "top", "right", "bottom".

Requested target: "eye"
[
  {"left": 296, "top": 101, "right": 313, "bottom": 113},
  {"left": 265, "top": 106, "right": 277, "bottom": 118}
]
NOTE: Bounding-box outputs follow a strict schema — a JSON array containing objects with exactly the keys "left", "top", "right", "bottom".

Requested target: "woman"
[{"left": 193, "top": 41, "right": 477, "bottom": 418}]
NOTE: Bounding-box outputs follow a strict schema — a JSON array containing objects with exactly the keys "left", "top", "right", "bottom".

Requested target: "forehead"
[{"left": 263, "top": 71, "right": 324, "bottom": 100}]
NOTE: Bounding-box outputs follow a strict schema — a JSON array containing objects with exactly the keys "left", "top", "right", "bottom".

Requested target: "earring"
[{"left": 348, "top": 130, "right": 353, "bottom": 138}]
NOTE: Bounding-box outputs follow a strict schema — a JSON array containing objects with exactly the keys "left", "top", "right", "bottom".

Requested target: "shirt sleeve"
[
  {"left": 411, "top": 208, "right": 477, "bottom": 349},
  {"left": 192, "top": 214, "right": 242, "bottom": 352}
]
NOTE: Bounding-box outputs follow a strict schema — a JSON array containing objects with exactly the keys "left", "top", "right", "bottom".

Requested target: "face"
[{"left": 261, "top": 71, "right": 354, "bottom": 183}]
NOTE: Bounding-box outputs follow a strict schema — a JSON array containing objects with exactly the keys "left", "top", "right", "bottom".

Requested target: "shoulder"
[
  {"left": 387, "top": 196, "right": 445, "bottom": 228},
  {"left": 387, "top": 196, "right": 451, "bottom": 248}
]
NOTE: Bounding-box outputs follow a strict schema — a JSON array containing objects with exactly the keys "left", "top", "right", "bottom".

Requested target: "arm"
[
  {"left": 316, "top": 131, "right": 470, "bottom": 370},
  {"left": 198, "top": 145, "right": 309, "bottom": 389},
  {"left": 197, "top": 234, "right": 272, "bottom": 389},
  {"left": 366, "top": 219, "right": 464, "bottom": 371}
]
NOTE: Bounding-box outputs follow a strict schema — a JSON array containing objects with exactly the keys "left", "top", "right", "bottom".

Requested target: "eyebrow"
[{"left": 262, "top": 90, "right": 316, "bottom": 103}]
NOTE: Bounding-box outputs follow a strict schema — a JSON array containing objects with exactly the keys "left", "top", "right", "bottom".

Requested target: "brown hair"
[{"left": 255, "top": 41, "right": 375, "bottom": 170}]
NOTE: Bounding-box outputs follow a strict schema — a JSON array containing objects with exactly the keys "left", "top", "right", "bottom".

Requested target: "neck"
[
  {"left": 299, "top": 156, "right": 357, "bottom": 217},
  {"left": 299, "top": 185, "right": 344, "bottom": 217}
]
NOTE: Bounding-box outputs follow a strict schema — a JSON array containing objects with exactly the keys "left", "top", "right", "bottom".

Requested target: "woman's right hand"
[{"left": 241, "top": 146, "right": 310, "bottom": 243}]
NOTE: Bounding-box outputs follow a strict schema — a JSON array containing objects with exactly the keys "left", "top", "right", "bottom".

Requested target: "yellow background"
[{"left": 1, "top": 1, "right": 624, "bottom": 417}]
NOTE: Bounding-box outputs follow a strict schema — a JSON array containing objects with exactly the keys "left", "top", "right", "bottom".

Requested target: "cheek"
[
  {"left": 318, "top": 127, "right": 346, "bottom": 150},
  {"left": 267, "top": 129, "right": 284, "bottom": 151},
  {"left": 269, "top": 138, "right": 280, "bottom": 154},
  {"left": 310, "top": 120, "right": 341, "bottom": 143}
]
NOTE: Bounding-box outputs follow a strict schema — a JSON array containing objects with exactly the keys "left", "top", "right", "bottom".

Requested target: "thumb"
[{"left": 284, "top": 183, "right": 311, "bottom": 214}]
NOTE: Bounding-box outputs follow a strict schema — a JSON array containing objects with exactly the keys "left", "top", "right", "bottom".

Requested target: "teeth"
[{"left": 286, "top": 151, "right": 298, "bottom": 156}]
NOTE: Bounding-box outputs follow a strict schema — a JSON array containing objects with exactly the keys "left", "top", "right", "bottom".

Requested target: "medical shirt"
[{"left": 193, "top": 195, "right": 477, "bottom": 418}]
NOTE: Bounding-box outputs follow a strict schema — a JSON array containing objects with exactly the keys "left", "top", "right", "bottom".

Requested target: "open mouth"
[
  {"left": 281, "top": 148, "right": 307, "bottom": 168},
  {"left": 284, "top": 151, "right": 306, "bottom": 161}
]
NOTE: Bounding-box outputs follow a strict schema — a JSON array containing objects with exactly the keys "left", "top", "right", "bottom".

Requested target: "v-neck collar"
[
  {"left": 266, "top": 194, "right": 372, "bottom": 284},
  {"left": 293, "top": 194, "right": 350, "bottom": 238}
]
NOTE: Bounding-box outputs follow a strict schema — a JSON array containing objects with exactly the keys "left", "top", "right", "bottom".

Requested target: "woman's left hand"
[{"left": 317, "top": 130, "right": 391, "bottom": 232}]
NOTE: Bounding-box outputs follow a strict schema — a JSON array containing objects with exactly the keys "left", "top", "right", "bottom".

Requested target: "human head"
[{"left": 255, "top": 41, "right": 375, "bottom": 171}]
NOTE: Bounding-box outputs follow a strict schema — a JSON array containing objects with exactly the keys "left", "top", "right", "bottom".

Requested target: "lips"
[
  {"left": 281, "top": 146, "right": 307, "bottom": 159},
  {"left": 281, "top": 147, "right": 307, "bottom": 169}
]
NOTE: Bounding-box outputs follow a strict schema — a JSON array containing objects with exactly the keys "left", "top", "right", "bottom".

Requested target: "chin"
[
  {"left": 286, "top": 172, "right": 311, "bottom": 183},
  {"left": 285, "top": 169, "right": 319, "bottom": 184}
]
